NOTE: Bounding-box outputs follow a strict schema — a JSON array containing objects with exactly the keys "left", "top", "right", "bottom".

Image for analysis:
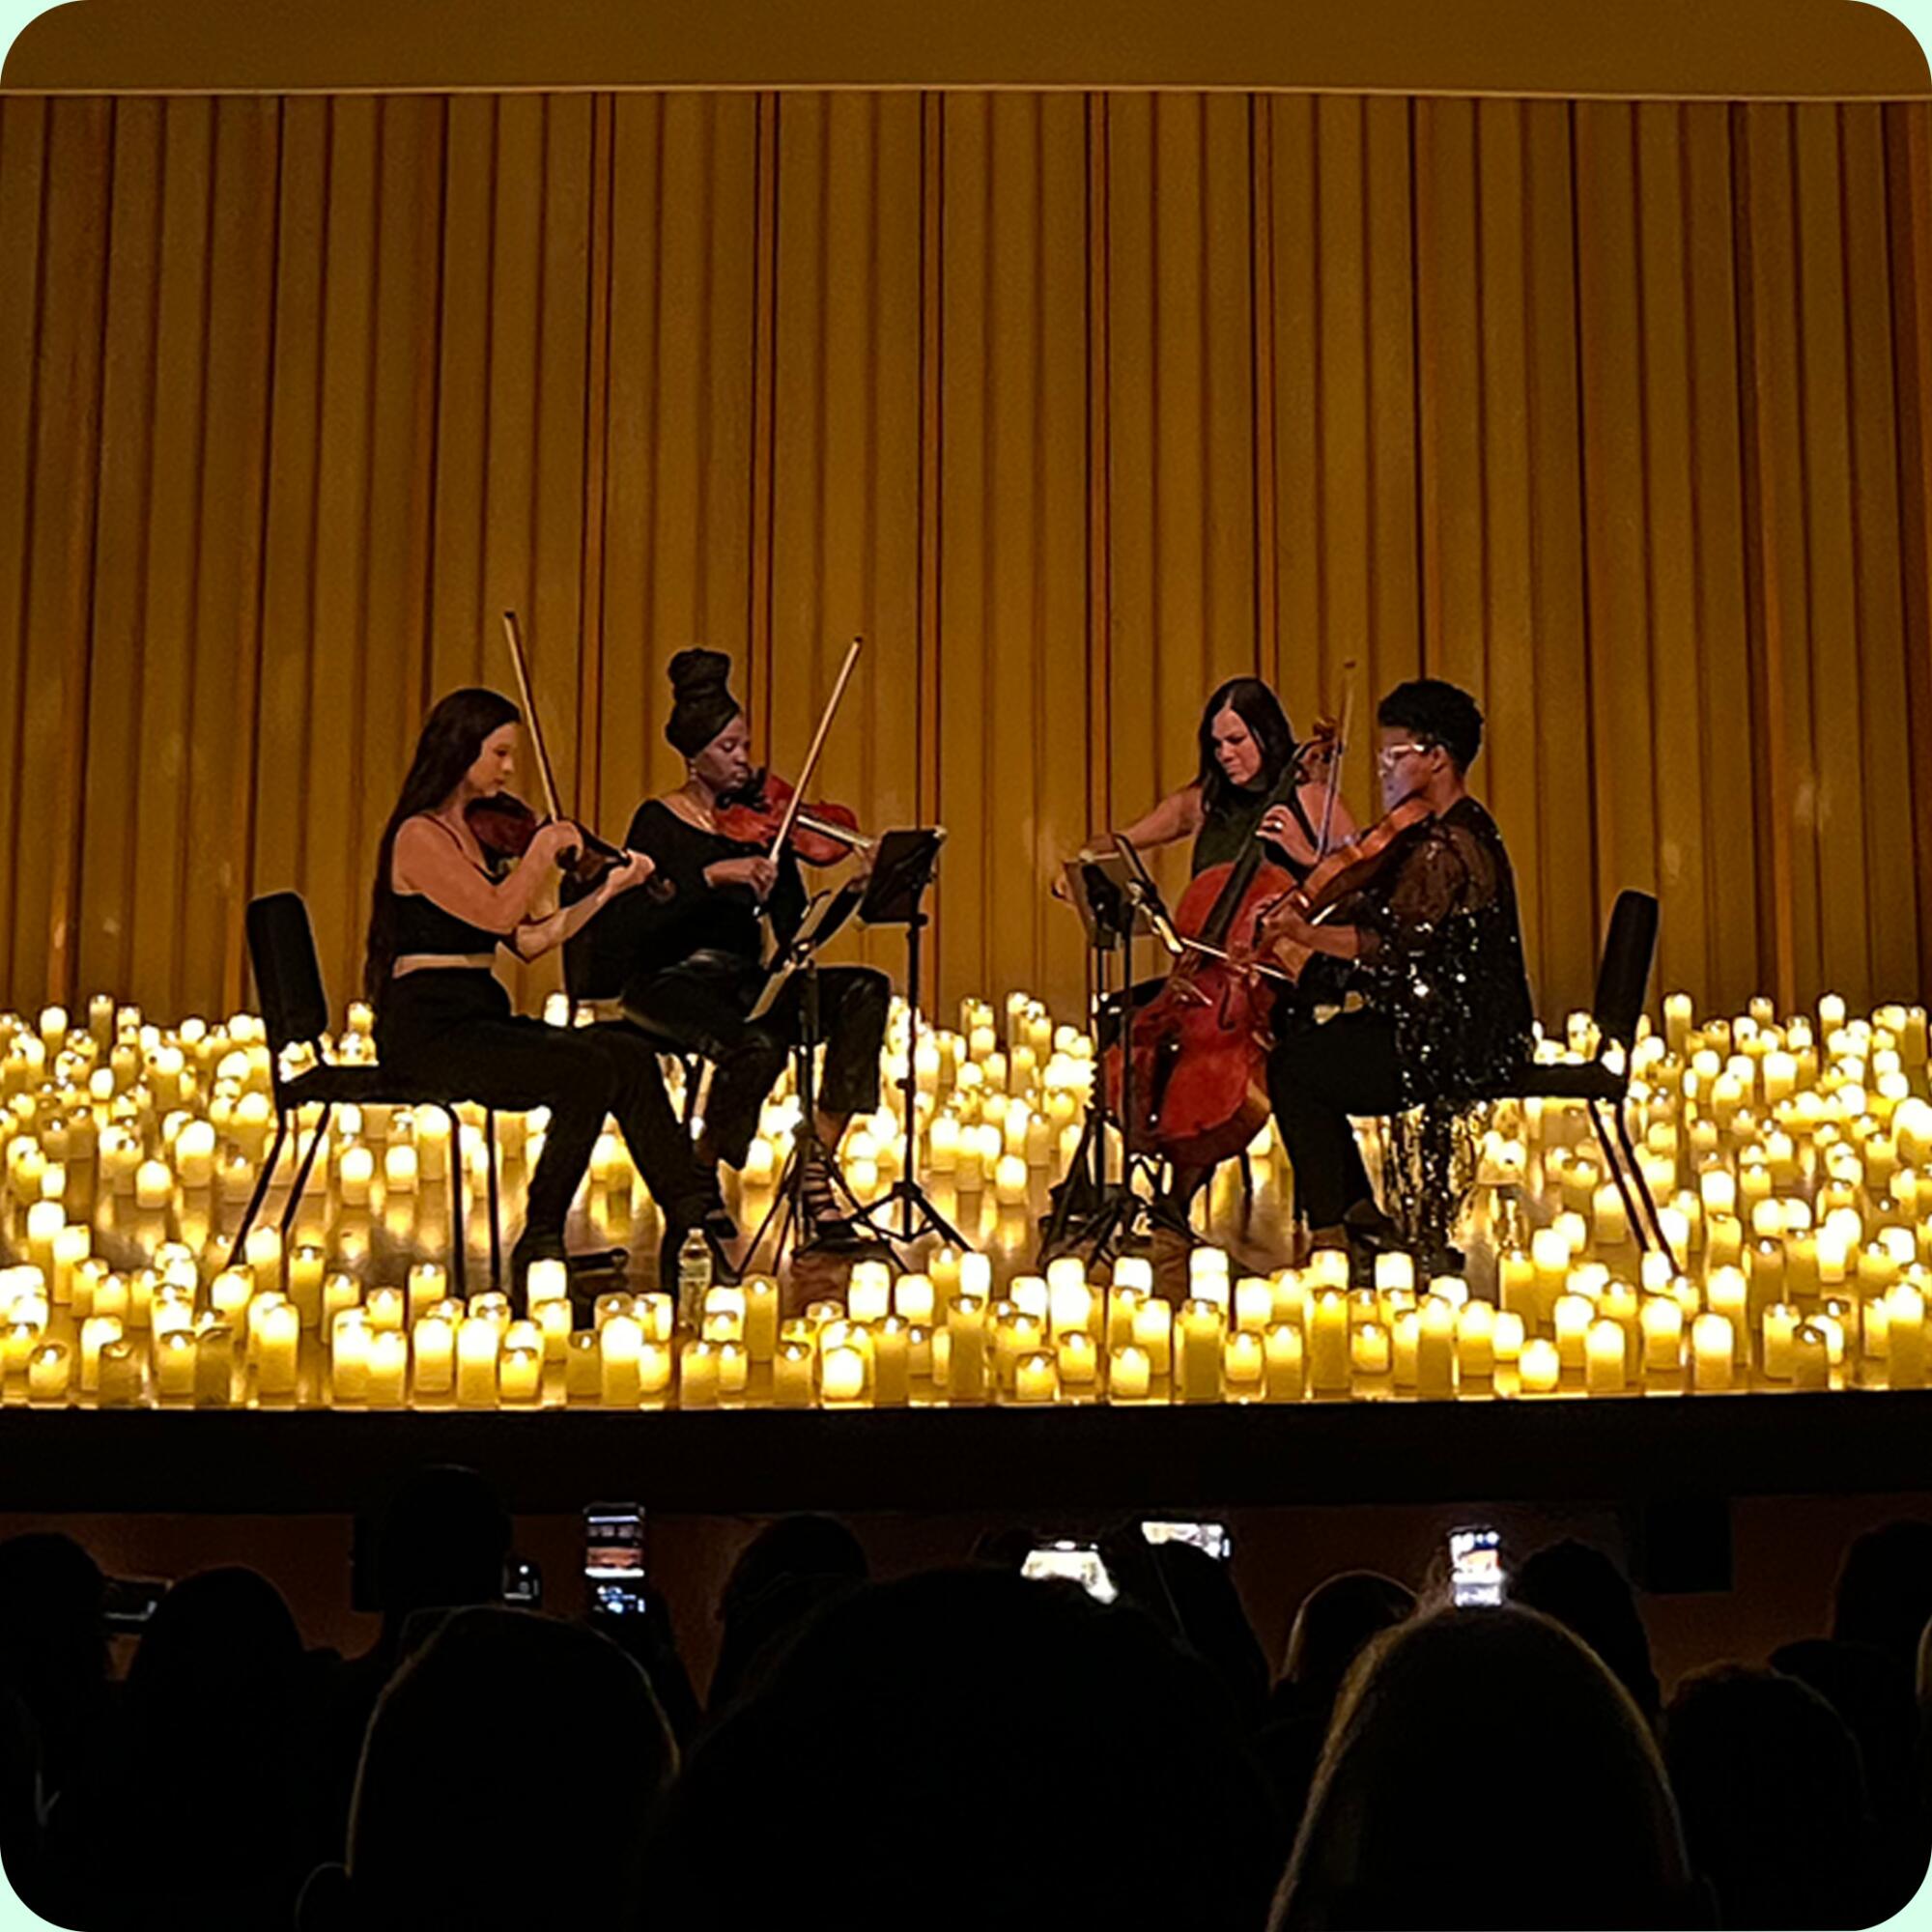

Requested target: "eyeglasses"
[{"left": 1377, "top": 741, "right": 1435, "bottom": 771}]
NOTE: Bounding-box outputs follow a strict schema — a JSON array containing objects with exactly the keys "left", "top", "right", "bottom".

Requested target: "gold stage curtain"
[{"left": 0, "top": 91, "right": 1928, "bottom": 1027}]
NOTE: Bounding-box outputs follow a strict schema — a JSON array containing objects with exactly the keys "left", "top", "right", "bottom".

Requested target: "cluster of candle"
[{"left": 0, "top": 985, "right": 1923, "bottom": 1410}]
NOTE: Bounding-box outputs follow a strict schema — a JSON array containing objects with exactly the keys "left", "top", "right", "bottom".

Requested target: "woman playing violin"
[
  {"left": 1257, "top": 678, "right": 1535, "bottom": 1272},
  {"left": 365, "top": 688, "right": 727, "bottom": 1305},
  {"left": 569, "top": 649, "right": 890, "bottom": 1252}
]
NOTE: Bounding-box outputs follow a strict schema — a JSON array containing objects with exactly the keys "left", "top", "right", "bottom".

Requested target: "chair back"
[
  {"left": 1592, "top": 890, "right": 1660, "bottom": 1050},
  {"left": 245, "top": 893, "right": 333, "bottom": 1063}
]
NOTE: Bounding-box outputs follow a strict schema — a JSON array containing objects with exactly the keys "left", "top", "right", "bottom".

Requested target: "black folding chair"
[
  {"left": 1507, "top": 890, "right": 1677, "bottom": 1271},
  {"left": 227, "top": 892, "right": 500, "bottom": 1293}
]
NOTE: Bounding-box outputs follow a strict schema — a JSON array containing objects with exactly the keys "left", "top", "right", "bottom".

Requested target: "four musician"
[
  {"left": 369, "top": 659, "right": 1531, "bottom": 1289},
  {"left": 363, "top": 690, "right": 729, "bottom": 1307}
]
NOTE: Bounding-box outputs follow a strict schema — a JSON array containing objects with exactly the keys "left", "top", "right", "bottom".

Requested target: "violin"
[
  {"left": 1102, "top": 722, "right": 1345, "bottom": 1167},
  {"left": 464, "top": 790, "right": 669, "bottom": 898},
  {"left": 715, "top": 770, "right": 870, "bottom": 867},
  {"left": 1260, "top": 792, "right": 1434, "bottom": 980}
]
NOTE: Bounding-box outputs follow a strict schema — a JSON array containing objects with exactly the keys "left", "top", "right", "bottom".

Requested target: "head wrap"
[{"left": 665, "top": 648, "right": 742, "bottom": 758}]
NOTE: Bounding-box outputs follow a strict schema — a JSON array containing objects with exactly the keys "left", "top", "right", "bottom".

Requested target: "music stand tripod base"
[
  {"left": 1037, "top": 847, "right": 1170, "bottom": 1268},
  {"left": 850, "top": 829, "right": 966, "bottom": 1256}
]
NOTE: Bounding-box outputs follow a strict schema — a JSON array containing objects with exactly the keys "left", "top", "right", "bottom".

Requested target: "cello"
[{"left": 1101, "top": 724, "right": 1341, "bottom": 1167}]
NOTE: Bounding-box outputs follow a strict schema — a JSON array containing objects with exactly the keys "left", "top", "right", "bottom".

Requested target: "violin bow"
[
  {"left": 499, "top": 611, "right": 570, "bottom": 826},
  {"left": 766, "top": 637, "right": 864, "bottom": 862},
  {"left": 1312, "top": 658, "right": 1358, "bottom": 865}
]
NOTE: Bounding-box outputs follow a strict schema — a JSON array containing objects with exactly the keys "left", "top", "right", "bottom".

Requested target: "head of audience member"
[
  {"left": 668, "top": 1568, "right": 1282, "bottom": 1930},
  {"left": 370, "top": 1465, "right": 511, "bottom": 1653},
  {"left": 1831, "top": 1520, "right": 1932, "bottom": 1672},
  {"left": 1274, "top": 1606, "right": 1695, "bottom": 1930},
  {"left": 1663, "top": 1664, "right": 1873, "bottom": 1931},
  {"left": 709, "top": 1514, "right": 868, "bottom": 1715},
  {"left": 300, "top": 1607, "right": 674, "bottom": 1932},
  {"left": 1274, "top": 1571, "right": 1416, "bottom": 1718},
  {"left": 0, "top": 1533, "right": 109, "bottom": 1786},
  {"left": 1512, "top": 1539, "right": 1661, "bottom": 1727},
  {"left": 1769, "top": 1636, "right": 1924, "bottom": 1915},
  {"left": 118, "top": 1567, "right": 313, "bottom": 1916},
  {"left": 1145, "top": 1539, "right": 1270, "bottom": 1726}
]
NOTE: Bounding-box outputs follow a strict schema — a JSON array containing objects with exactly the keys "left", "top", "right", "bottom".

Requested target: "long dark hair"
[
  {"left": 363, "top": 689, "right": 522, "bottom": 1009},
  {"left": 1195, "top": 677, "right": 1297, "bottom": 813}
]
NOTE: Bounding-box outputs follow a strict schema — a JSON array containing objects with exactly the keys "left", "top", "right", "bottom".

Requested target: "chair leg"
[
  {"left": 1612, "top": 1090, "right": 1680, "bottom": 1273},
  {"left": 227, "top": 1110, "right": 291, "bottom": 1270},
  {"left": 485, "top": 1107, "right": 503, "bottom": 1292},
  {"left": 1587, "top": 1098, "right": 1651, "bottom": 1258},
  {"left": 273, "top": 1103, "right": 333, "bottom": 1272},
  {"left": 440, "top": 1105, "right": 469, "bottom": 1300}
]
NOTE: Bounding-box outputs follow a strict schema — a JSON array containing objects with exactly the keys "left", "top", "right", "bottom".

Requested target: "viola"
[
  {"left": 1101, "top": 725, "right": 1342, "bottom": 1168},
  {"left": 1260, "top": 792, "right": 1434, "bottom": 981},
  {"left": 716, "top": 770, "right": 869, "bottom": 867}
]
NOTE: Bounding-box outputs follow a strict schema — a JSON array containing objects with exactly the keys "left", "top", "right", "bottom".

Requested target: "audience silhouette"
[{"left": 0, "top": 1480, "right": 1926, "bottom": 1931}]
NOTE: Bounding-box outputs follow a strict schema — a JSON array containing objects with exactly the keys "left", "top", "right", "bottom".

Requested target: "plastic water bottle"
[{"left": 676, "top": 1225, "right": 713, "bottom": 1328}]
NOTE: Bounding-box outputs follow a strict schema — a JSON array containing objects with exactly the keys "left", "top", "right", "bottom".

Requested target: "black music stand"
[
  {"left": 1037, "top": 842, "right": 1168, "bottom": 1266},
  {"left": 852, "top": 829, "right": 963, "bottom": 1253}
]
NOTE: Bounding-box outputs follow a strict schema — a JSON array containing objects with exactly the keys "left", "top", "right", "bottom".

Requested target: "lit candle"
[
  {"left": 366, "top": 1286, "right": 406, "bottom": 1334},
  {"left": 404, "top": 1313, "right": 452, "bottom": 1398},
  {"left": 1264, "top": 1323, "right": 1303, "bottom": 1400},
  {"left": 192, "top": 1322, "right": 234, "bottom": 1406},
  {"left": 257, "top": 1302, "right": 299, "bottom": 1395},
  {"left": 1519, "top": 1338, "right": 1561, "bottom": 1394},
  {"left": 1640, "top": 1295, "right": 1684, "bottom": 1373},
  {"left": 1129, "top": 1298, "right": 1173, "bottom": 1379},
  {"left": 455, "top": 1317, "right": 498, "bottom": 1407},
  {"left": 27, "top": 1341, "right": 70, "bottom": 1403},
  {"left": 1498, "top": 1249, "right": 1536, "bottom": 1322},
  {"left": 1013, "top": 1351, "right": 1059, "bottom": 1404},
  {"left": 1350, "top": 1321, "right": 1391, "bottom": 1377},
  {"left": 1691, "top": 1314, "right": 1735, "bottom": 1390},
  {"left": 1309, "top": 1292, "right": 1350, "bottom": 1394},
  {"left": 847, "top": 1261, "right": 892, "bottom": 1325},
  {"left": 1177, "top": 1300, "right": 1224, "bottom": 1402},
  {"left": 1109, "top": 1345, "right": 1151, "bottom": 1401},
  {"left": 773, "top": 1341, "right": 814, "bottom": 1407},
  {"left": 337, "top": 1145, "right": 374, "bottom": 1207},
  {"left": 498, "top": 1342, "right": 541, "bottom": 1406},
  {"left": 1707, "top": 1266, "right": 1748, "bottom": 1361},
  {"left": 1585, "top": 1318, "right": 1627, "bottom": 1393},
  {"left": 1416, "top": 1296, "right": 1457, "bottom": 1398},
  {"left": 1530, "top": 1227, "right": 1571, "bottom": 1322},
  {"left": 1457, "top": 1300, "right": 1496, "bottom": 1380},
  {"left": 1553, "top": 1293, "right": 1594, "bottom": 1372},
  {"left": 98, "top": 1339, "right": 140, "bottom": 1406},
  {"left": 599, "top": 1316, "right": 643, "bottom": 1406},
  {"left": 1593, "top": 1182, "right": 1630, "bottom": 1248},
  {"left": 1886, "top": 1284, "right": 1925, "bottom": 1387},
  {"left": 564, "top": 1330, "right": 602, "bottom": 1401},
  {"left": 1234, "top": 1276, "right": 1273, "bottom": 1334},
  {"left": 78, "top": 1316, "right": 122, "bottom": 1391},
  {"left": 156, "top": 1329, "right": 197, "bottom": 1398},
  {"left": 745, "top": 1276, "right": 780, "bottom": 1358},
  {"left": 1790, "top": 1321, "right": 1830, "bottom": 1390},
  {"left": 820, "top": 1344, "right": 866, "bottom": 1406}
]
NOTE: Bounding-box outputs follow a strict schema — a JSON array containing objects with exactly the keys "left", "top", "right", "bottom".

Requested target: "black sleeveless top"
[
  {"left": 1190, "top": 779, "right": 1319, "bottom": 881},
  {"left": 391, "top": 818, "right": 505, "bottom": 957}
]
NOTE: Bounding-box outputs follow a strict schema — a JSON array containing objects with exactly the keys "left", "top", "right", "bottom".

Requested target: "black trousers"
[
  {"left": 623, "top": 953, "right": 890, "bottom": 1168},
  {"left": 1265, "top": 1010, "right": 1404, "bottom": 1230},
  {"left": 374, "top": 970, "right": 708, "bottom": 1248}
]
